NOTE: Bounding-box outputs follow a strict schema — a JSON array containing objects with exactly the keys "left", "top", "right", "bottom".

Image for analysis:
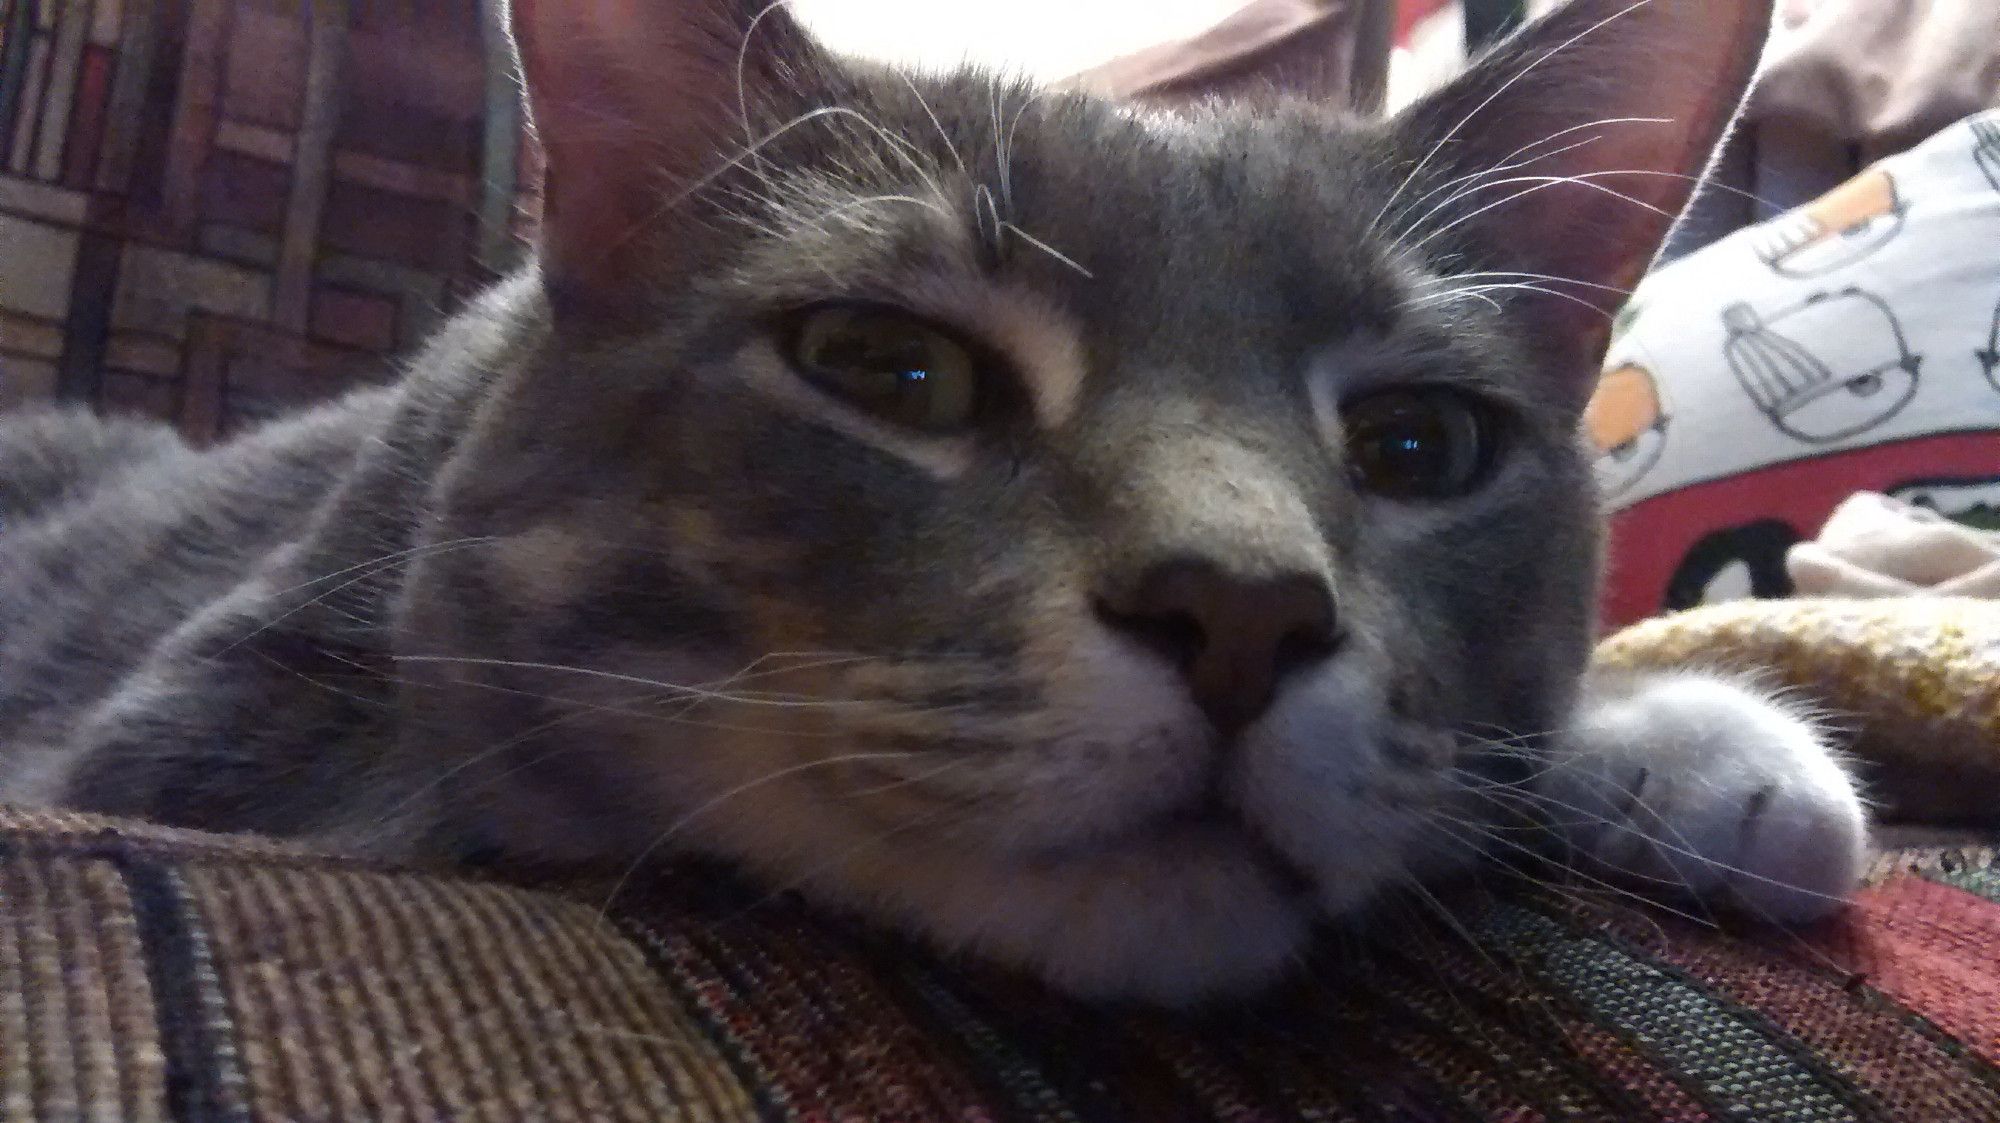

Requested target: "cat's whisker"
[
  {"left": 1390, "top": 136, "right": 1600, "bottom": 240},
  {"left": 898, "top": 71, "right": 971, "bottom": 181},
  {"left": 705, "top": 648, "right": 997, "bottom": 680},
  {"left": 350, "top": 693, "right": 640, "bottom": 844},
  {"left": 1396, "top": 869, "right": 1513, "bottom": 977},
  {"left": 595, "top": 749, "right": 939, "bottom": 914},
  {"left": 1527, "top": 165, "right": 1798, "bottom": 220},
  {"left": 1434, "top": 800, "right": 1863, "bottom": 978},
  {"left": 358, "top": 695, "right": 955, "bottom": 859},
  {"left": 833, "top": 754, "right": 979, "bottom": 801},
  {"left": 1381, "top": 872, "right": 1593, "bottom": 1060},
  {"left": 1386, "top": 114, "right": 1668, "bottom": 242},
  {"left": 1410, "top": 287, "right": 1505, "bottom": 314},
  {"left": 206, "top": 536, "right": 499, "bottom": 660},
  {"left": 1373, "top": 0, "right": 1662, "bottom": 233},
  {"left": 996, "top": 81, "right": 1049, "bottom": 222},
  {"left": 391, "top": 654, "right": 888, "bottom": 710},
  {"left": 714, "top": 799, "right": 968, "bottom": 924},
  {"left": 1449, "top": 759, "right": 1865, "bottom": 915},
  {"left": 1410, "top": 281, "right": 1614, "bottom": 320},
  {"left": 734, "top": 0, "right": 798, "bottom": 151},
  {"left": 588, "top": 103, "right": 944, "bottom": 276},
  {"left": 1423, "top": 808, "right": 1730, "bottom": 932},
  {"left": 384, "top": 642, "right": 1004, "bottom": 739},
  {"left": 812, "top": 107, "right": 955, "bottom": 204},
  {"left": 247, "top": 648, "right": 395, "bottom": 708},
  {"left": 1415, "top": 270, "right": 1634, "bottom": 297},
  {"left": 383, "top": 674, "right": 862, "bottom": 738},
  {"left": 1403, "top": 170, "right": 1671, "bottom": 264},
  {"left": 263, "top": 536, "right": 498, "bottom": 599},
  {"left": 987, "top": 81, "right": 1013, "bottom": 223},
  {"left": 804, "top": 193, "right": 955, "bottom": 240},
  {"left": 998, "top": 221, "right": 1093, "bottom": 279},
  {"left": 1412, "top": 168, "right": 1676, "bottom": 251}
]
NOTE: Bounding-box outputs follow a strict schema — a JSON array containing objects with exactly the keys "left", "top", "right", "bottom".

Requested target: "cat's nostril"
[
  {"left": 1274, "top": 624, "right": 1339, "bottom": 678},
  {"left": 1097, "top": 557, "right": 1339, "bottom": 735},
  {"left": 1094, "top": 599, "right": 1205, "bottom": 668}
]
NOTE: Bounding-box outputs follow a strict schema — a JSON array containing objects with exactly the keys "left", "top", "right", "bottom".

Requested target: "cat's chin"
[
  {"left": 678, "top": 647, "right": 1455, "bottom": 1005},
  {"left": 799, "top": 820, "right": 1320, "bottom": 1005}
]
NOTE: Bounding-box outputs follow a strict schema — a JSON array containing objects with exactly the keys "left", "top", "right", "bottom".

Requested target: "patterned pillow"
[{"left": 1590, "top": 109, "right": 2000, "bottom": 629}]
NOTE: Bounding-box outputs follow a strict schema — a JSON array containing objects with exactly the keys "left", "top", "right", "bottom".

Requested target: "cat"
[{"left": 0, "top": 0, "right": 1866, "bottom": 1004}]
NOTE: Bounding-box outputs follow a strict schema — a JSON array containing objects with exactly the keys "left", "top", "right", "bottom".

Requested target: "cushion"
[
  {"left": 1590, "top": 108, "right": 2000, "bottom": 629},
  {"left": 4, "top": 809, "right": 1996, "bottom": 1121},
  {"left": 0, "top": 0, "right": 529, "bottom": 436},
  {"left": 1598, "top": 596, "right": 2000, "bottom": 827}
]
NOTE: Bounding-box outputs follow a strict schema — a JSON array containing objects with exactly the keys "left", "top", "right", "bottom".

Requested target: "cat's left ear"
[
  {"left": 1385, "top": 0, "right": 1771, "bottom": 403},
  {"left": 509, "top": 0, "right": 829, "bottom": 320}
]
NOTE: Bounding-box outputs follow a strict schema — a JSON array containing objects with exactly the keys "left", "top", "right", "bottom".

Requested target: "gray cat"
[{"left": 0, "top": 0, "right": 1863, "bottom": 1003}]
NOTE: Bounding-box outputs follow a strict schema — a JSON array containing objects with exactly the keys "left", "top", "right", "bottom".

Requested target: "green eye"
[
  {"left": 789, "top": 306, "right": 980, "bottom": 432},
  {"left": 1342, "top": 388, "right": 1496, "bottom": 500}
]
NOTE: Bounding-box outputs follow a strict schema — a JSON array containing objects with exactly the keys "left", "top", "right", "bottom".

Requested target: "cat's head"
[{"left": 398, "top": 0, "right": 1769, "bottom": 1002}]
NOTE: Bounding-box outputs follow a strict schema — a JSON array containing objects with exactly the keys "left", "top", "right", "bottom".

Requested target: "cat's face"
[{"left": 399, "top": 0, "right": 1770, "bottom": 1002}]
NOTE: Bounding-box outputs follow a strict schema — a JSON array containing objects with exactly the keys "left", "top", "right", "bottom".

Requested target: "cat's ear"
[
  {"left": 509, "top": 0, "right": 826, "bottom": 317},
  {"left": 1386, "top": 0, "right": 1770, "bottom": 397}
]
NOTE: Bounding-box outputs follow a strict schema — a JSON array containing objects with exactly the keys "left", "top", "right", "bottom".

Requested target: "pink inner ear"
[
  {"left": 1387, "top": 0, "right": 1771, "bottom": 390},
  {"left": 510, "top": 0, "right": 817, "bottom": 311}
]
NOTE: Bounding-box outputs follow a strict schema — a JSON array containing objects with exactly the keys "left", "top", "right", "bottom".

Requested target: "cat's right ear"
[{"left": 508, "top": 0, "right": 826, "bottom": 319}]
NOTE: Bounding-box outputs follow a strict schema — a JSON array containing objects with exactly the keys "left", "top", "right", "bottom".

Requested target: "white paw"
[{"left": 1541, "top": 672, "right": 1868, "bottom": 923}]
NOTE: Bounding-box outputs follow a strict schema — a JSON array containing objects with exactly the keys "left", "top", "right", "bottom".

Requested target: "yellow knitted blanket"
[{"left": 1597, "top": 597, "right": 2000, "bottom": 825}]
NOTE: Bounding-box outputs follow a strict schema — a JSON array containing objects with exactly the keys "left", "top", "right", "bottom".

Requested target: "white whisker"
[
  {"left": 391, "top": 654, "right": 879, "bottom": 710},
  {"left": 1373, "top": 0, "right": 1663, "bottom": 233},
  {"left": 1386, "top": 115, "right": 1669, "bottom": 241},
  {"left": 597, "top": 749, "right": 936, "bottom": 913},
  {"left": 208, "top": 536, "right": 498, "bottom": 660},
  {"left": 999, "top": 221, "right": 1093, "bottom": 279},
  {"left": 1404, "top": 170, "right": 1671, "bottom": 262},
  {"left": 899, "top": 71, "right": 970, "bottom": 180}
]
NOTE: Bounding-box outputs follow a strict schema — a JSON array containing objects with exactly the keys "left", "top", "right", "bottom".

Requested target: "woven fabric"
[
  {"left": 3, "top": 807, "right": 1997, "bottom": 1122},
  {"left": 1598, "top": 597, "right": 2000, "bottom": 825},
  {"left": 0, "top": 0, "right": 528, "bottom": 436}
]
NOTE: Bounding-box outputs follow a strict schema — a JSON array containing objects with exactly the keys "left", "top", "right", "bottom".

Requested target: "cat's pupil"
[
  {"left": 1342, "top": 389, "right": 1492, "bottom": 500},
  {"left": 791, "top": 307, "right": 979, "bottom": 431}
]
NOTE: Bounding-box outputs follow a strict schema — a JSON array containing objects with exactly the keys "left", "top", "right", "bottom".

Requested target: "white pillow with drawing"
[{"left": 1588, "top": 108, "right": 2000, "bottom": 629}]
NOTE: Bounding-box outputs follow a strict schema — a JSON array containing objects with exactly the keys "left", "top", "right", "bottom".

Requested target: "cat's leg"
[{"left": 1536, "top": 668, "right": 1869, "bottom": 921}]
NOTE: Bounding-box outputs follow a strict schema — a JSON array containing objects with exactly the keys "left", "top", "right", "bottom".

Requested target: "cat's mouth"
[{"left": 1026, "top": 793, "right": 1319, "bottom": 901}]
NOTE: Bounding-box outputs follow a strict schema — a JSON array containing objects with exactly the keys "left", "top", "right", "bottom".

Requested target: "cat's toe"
[
  {"left": 1721, "top": 768, "right": 1869, "bottom": 923},
  {"left": 1550, "top": 671, "right": 1869, "bottom": 924}
]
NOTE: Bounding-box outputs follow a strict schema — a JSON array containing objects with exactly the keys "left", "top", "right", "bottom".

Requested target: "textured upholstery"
[{"left": 2, "top": 806, "right": 1996, "bottom": 1121}]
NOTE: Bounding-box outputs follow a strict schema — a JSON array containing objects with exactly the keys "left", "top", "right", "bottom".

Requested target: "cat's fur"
[{"left": 0, "top": 0, "right": 1866, "bottom": 1003}]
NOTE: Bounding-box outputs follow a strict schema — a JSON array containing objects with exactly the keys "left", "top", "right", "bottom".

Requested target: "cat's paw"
[{"left": 1540, "top": 671, "right": 1868, "bottom": 923}]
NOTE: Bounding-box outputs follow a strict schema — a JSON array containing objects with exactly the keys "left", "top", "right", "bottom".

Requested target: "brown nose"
[{"left": 1096, "top": 558, "right": 1340, "bottom": 735}]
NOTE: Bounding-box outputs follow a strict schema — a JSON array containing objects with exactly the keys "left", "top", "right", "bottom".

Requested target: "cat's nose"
[{"left": 1096, "top": 558, "right": 1340, "bottom": 735}]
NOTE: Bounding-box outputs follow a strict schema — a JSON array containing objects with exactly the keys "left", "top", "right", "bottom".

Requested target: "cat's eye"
[
  {"left": 1341, "top": 388, "right": 1495, "bottom": 500},
  {"left": 789, "top": 306, "right": 981, "bottom": 432}
]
